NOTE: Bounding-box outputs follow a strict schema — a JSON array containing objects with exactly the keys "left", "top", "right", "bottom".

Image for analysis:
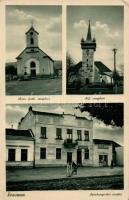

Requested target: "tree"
[
  {"left": 66, "top": 52, "right": 75, "bottom": 70},
  {"left": 76, "top": 103, "right": 123, "bottom": 127},
  {"left": 66, "top": 52, "right": 76, "bottom": 84},
  {"left": 6, "top": 65, "right": 17, "bottom": 75}
]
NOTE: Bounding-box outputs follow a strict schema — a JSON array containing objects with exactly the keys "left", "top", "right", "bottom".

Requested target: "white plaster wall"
[
  {"left": 6, "top": 139, "right": 34, "bottom": 165},
  {"left": 26, "top": 58, "right": 40, "bottom": 75}
]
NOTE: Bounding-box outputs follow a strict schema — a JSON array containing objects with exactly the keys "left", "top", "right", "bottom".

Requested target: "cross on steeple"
[
  {"left": 86, "top": 20, "right": 92, "bottom": 41},
  {"left": 31, "top": 19, "right": 34, "bottom": 27}
]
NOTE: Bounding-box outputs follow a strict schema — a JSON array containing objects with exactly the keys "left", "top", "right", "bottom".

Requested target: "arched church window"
[
  {"left": 30, "top": 32, "right": 33, "bottom": 35},
  {"left": 30, "top": 61, "right": 36, "bottom": 68},
  {"left": 30, "top": 38, "right": 34, "bottom": 45}
]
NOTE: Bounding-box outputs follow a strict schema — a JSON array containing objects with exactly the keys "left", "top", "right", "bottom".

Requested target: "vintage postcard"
[{"left": 0, "top": 0, "right": 129, "bottom": 200}]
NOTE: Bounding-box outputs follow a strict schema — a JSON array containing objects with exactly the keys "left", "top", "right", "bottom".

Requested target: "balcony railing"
[{"left": 63, "top": 139, "right": 78, "bottom": 148}]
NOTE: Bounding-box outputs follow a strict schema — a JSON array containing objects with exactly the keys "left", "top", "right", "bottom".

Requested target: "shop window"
[
  {"left": 8, "top": 149, "right": 15, "bottom": 161},
  {"left": 56, "top": 148, "right": 61, "bottom": 159},
  {"left": 21, "top": 149, "right": 27, "bottom": 161},
  {"left": 40, "top": 148, "right": 46, "bottom": 159}
]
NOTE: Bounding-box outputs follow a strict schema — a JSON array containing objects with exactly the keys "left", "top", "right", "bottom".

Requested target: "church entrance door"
[
  {"left": 30, "top": 61, "right": 36, "bottom": 78},
  {"left": 31, "top": 69, "right": 36, "bottom": 77},
  {"left": 85, "top": 78, "right": 90, "bottom": 85}
]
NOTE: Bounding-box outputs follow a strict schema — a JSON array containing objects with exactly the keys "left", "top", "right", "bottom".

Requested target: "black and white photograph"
[
  {"left": 5, "top": 5, "right": 62, "bottom": 95},
  {"left": 6, "top": 103, "right": 123, "bottom": 191},
  {"left": 66, "top": 6, "right": 124, "bottom": 94}
]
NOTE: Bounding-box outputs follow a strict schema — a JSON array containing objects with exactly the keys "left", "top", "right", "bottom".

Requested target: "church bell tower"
[
  {"left": 26, "top": 25, "right": 39, "bottom": 48},
  {"left": 80, "top": 20, "right": 96, "bottom": 85}
]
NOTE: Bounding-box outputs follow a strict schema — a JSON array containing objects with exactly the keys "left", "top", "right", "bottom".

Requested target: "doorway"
[
  {"left": 85, "top": 78, "right": 90, "bottom": 85},
  {"left": 31, "top": 69, "right": 36, "bottom": 77},
  {"left": 30, "top": 61, "right": 36, "bottom": 77},
  {"left": 67, "top": 152, "right": 72, "bottom": 163},
  {"left": 99, "top": 155, "right": 108, "bottom": 166},
  {"left": 77, "top": 149, "right": 82, "bottom": 165}
]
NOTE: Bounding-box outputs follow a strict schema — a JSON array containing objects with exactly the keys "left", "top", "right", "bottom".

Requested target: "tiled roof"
[
  {"left": 32, "top": 110, "right": 63, "bottom": 117},
  {"left": 73, "top": 61, "right": 111, "bottom": 74},
  {"left": 6, "top": 129, "right": 34, "bottom": 140},
  {"left": 94, "top": 61, "right": 112, "bottom": 73},
  {"left": 25, "top": 26, "right": 39, "bottom": 35},
  {"left": 31, "top": 109, "right": 88, "bottom": 120},
  {"left": 93, "top": 139, "right": 120, "bottom": 147}
]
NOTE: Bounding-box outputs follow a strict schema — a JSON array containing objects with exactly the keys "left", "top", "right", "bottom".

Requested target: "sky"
[
  {"left": 6, "top": 104, "right": 123, "bottom": 146},
  {"left": 67, "top": 6, "right": 124, "bottom": 72},
  {"left": 6, "top": 5, "right": 62, "bottom": 62}
]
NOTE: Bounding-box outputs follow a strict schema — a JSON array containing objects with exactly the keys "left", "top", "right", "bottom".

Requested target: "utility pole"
[
  {"left": 112, "top": 48, "right": 118, "bottom": 93},
  {"left": 112, "top": 48, "right": 117, "bottom": 73}
]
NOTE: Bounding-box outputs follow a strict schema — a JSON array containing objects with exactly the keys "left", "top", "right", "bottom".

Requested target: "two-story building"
[{"left": 6, "top": 106, "right": 121, "bottom": 168}]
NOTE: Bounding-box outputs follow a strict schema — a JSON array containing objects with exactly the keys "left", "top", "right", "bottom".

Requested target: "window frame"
[
  {"left": 30, "top": 38, "right": 34, "bottom": 45},
  {"left": 21, "top": 149, "right": 28, "bottom": 161},
  {"left": 67, "top": 129, "right": 72, "bottom": 140},
  {"left": 84, "top": 130, "right": 89, "bottom": 141},
  {"left": 40, "top": 148, "right": 46, "bottom": 159},
  {"left": 40, "top": 127, "right": 47, "bottom": 139},
  {"left": 56, "top": 148, "right": 61, "bottom": 159},
  {"left": 8, "top": 148, "right": 16, "bottom": 162},
  {"left": 56, "top": 128, "right": 62, "bottom": 140},
  {"left": 84, "top": 148, "right": 89, "bottom": 159},
  {"left": 77, "top": 130, "right": 82, "bottom": 141}
]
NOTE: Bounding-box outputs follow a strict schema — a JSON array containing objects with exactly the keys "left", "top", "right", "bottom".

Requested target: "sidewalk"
[{"left": 6, "top": 166, "right": 123, "bottom": 182}]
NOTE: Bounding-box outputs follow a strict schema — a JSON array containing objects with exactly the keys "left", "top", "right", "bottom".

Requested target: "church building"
[
  {"left": 16, "top": 25, "right": 54, "bottom": 78},
  {"left": 74, "top": 21, "right": 112, "bottom": 86}
]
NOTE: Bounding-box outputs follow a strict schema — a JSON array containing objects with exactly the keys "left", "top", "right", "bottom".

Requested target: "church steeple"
[
  {"left": 25, "top": 24, "right": 39, "bottom": 48},
  {"left": 80, "top": 20, "right": 97, "bottom": 84},
  {"left": 86, "top": 20, "right": 92, "bottom": 41},
  {"left": 81, "top": 20, "right": 96, "bottom": 51}
]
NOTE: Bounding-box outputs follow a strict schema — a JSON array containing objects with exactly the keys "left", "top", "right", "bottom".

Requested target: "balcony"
[{"left": 63, "top": 139, "right": 78, "bottom": 148}]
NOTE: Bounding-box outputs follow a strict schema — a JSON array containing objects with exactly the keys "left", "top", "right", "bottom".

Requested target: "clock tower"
[{"left": 80, "top": 20, "right": 96, "bottom": 85}]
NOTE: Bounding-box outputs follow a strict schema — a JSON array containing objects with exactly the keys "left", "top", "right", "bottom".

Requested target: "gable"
[{"left": 16, "top": 47, "right": 54, "bottom": 62}]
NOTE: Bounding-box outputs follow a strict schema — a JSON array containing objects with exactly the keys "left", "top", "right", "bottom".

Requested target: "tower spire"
[{"left": 86, "top": 20, "right": 92, "bottom": 41}]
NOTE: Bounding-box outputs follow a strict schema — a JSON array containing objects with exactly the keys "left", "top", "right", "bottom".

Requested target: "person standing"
[{"left": 66, "top": 160, "right": 72, "bottom": 177}]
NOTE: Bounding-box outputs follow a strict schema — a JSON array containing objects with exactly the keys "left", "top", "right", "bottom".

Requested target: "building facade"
[
  {"left": 16, "top": 25, "right": 54, "bottom": 78},
  {"left": 6, "top": 106, "right": 120, "bottom": 168},
  {"left": 6, "top": 129, "right": 34, "bottom": 167}
]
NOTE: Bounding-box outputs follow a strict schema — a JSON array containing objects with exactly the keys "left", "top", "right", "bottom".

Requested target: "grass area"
[
  {"left": 6, "top": 175, "right": 123, "bottom": 191},
  {"left": 6, "top": 78, "right": 62, "bottom": 95},
  {"left": 67, "top": 86, "right": 123, "bottom": 94}
]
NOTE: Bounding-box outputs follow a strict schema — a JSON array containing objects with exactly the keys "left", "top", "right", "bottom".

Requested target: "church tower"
[
  {"left": 25, "top": 25, "right": 39, "bottom": 48},
  {"left": 80, "top": 20, "right": 96, "bottom": 85}
]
